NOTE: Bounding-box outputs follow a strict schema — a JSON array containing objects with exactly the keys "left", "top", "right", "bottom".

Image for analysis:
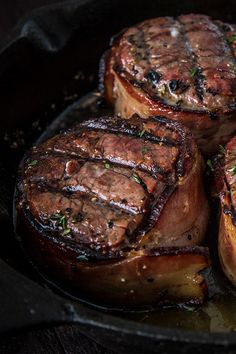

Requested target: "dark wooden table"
[{"left": 0, "top": 1, "right": 115, "bottom": 353}]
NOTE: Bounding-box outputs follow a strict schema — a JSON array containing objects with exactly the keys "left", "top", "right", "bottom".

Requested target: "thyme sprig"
[{"left": 51, "top": 211, "right": 71, "bottom": 236}]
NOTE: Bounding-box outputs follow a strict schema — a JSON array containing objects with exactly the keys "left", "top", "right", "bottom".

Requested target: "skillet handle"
[{"left": 0, "top": 258, "right": 78, "bottom": 334}]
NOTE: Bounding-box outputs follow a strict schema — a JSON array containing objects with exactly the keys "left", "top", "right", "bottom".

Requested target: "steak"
[
  {"left": 214, "top": 137, "right": 236, "bottom": 286},
  {"left": 15, "top": 116, "right": 209, "bottom": 307},
  {"left": 101, "top": 14, "right": 236, "bottom": 154}
]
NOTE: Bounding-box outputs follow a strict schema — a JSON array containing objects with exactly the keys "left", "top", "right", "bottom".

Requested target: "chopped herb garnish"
[
  {"left": 131, "top": 174, "right": 141, "bottom": 184},
  {"left": 142, "top": 146, "right": 149, "bottom": 154},
  {"left": 160, "top": 84, "right": 166, "bottom": 95},
  {"left": 51, "top": 212, "right": 62, "bottom": 219},
  {"left": 28, "top": 159, "right": 38, "bottom": 167},
  {"left": 190, "top": 67, "right": 198, "bottom": 77},
  {"left": 219, "top": 144, "right": 225, "bottom": 155},
  {"left": 182, "top": 305, "right": 196, "bottom": 312},
  {"left": 206, "top": 159, "right": 214, "bottom": 171},
  {"left": 51, "top": 212, "right": 68, "bottom": 230},
  {"left": 139, "top": 129, "right": 146, "bottom": 137},
  {"left": 228, "top": 166, "right": 236, "bottom": 175},
  {"left": 104, "top": 162, "right": 111, "bottom": 169},
  {"left": 62, "top": 228, "right": 71, "bottom": 236},
  {"left": 76, "top": 255, "right": 89, "bottom": 262},
  {"left": 227, "top": 34, "right": 236, "bottom": 43}
]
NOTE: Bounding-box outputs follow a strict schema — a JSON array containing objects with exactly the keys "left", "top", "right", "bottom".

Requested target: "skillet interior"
[{"left": 1, "top": 0, "right": 236, "bottom": 352}]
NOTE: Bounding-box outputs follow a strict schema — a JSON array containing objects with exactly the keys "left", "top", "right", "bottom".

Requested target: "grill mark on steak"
[
  {"left": 177, "top": 16, "right": 205, "bottom": 102},
  {"left": 151, "top": 116, "right": 193, "bottom": 177},
  {"left": 62, "top": 161, "right": 150, "bottom": 214},
  {"left": 72, "top": 131, "right": 176, "bottom": 176},
  {"left": 25, "top": 185, "right": 143, "bottom": 250},
  {"left": 37, "top": 117, "right": 183, "bottom": 178},
  {"left": 217, "top": 21, "right": 236, "bottom": 61},
  {"left": 178, "top": 15, "right": 236, "bottom": 109},
  {"left": 108, "top": 14, "right": 236, "bottom": 114},
  {"left": 115, "top": 16, "right": 202, "bottom": 109},
  {"left": 214, "top": 21, "right": 236, "bottom": 87},
  {"left": 30, "top": 146, "right": 169, "bottom": 181},
  {"left": 18, "top": 116, "right": 197, "bottom": 257},
  {"left": 80, "top": 116, "right": 180, "bottom": 146},
  {"left": 79, "top": 116, "right": 186, "bottom": 177},
  {"left": 136, "top": 184, "right": 176, "bottom": 237},
  {"left": 24, "top": 153, "right": 152, "bottom": 215}
]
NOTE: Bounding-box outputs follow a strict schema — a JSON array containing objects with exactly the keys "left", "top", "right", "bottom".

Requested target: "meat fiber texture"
[
  {"left": 101, "top": 14, "right": 236, "bottom": 155},
  {"left": 15, "top": 116, "right": 209, "bottom": 307}
]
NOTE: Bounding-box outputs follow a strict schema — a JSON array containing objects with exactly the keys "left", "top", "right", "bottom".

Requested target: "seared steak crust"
[
  {"left": 15, "top": 116, "right": 209, "bottom": 306},
  {"left": 102, "top": 14, "right": 236, "bottom": 154}
]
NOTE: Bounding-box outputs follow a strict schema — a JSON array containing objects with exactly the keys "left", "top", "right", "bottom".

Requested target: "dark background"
[
  {"left": 0, "top": 0, "right": 114, "bottom": 353},
  {"left": 0, "top": 0, "right": 60, "bottom": 42}
]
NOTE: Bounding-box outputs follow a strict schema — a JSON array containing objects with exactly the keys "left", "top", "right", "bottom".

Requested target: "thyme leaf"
[
  {"left": 62, "top": 228, "right": 71, "bottom": 236},
  {"left": 228, "top": 166, "right": 236, "bottom": 175},
  {"left": 206, "top": 159, "right": 214, "bottom": 171},
  {"left": 139, "top": 129, "right": 146, "bottom": 137},
  {"left": 160, "top": 84, "right": 167, "bottom": 95},
  {"left": 76, "top": 255, "right": 89, "bottom": 262},
  {"left": 142, "top": 146, "right": 149, "bottom": 154},
  {"left": 104, "top": 162, "right": 111, "bottom": 169},
  {"left": 227, "top": 34, "right": 236, "bottom": 43},
  {"left": 51, "top": 212, "right": 68, "bottom": 230},
  {"left": 190, "top": 67, "right": 198, "bottom": 77},
  {"left": 28, "top": 159, "right": 38, "bottom": 167},
  {"left": 182, "top": 305, "right": 196, "bottom": 312},
  {"left": 131, "top": 174, "right": 141, "bottom": 184},
  {"left": 219, "top": 144, "right": 225, "bottom": 155}
]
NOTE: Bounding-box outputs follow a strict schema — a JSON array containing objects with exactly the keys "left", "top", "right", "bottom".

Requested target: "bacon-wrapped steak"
[
  {"left": 15, "top": 116, "right": 209, "bottom": 306},
  {"left": 101, "top": 14, "right": 236, "bottom": 154},
  {"left": 215, "top": 137, "right": 236, "bottom": 286}
]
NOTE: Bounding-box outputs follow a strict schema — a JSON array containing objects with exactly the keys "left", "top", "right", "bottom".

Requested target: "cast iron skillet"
[{"left": 1, "top": 0, "right": 236, "bottom": 352}]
